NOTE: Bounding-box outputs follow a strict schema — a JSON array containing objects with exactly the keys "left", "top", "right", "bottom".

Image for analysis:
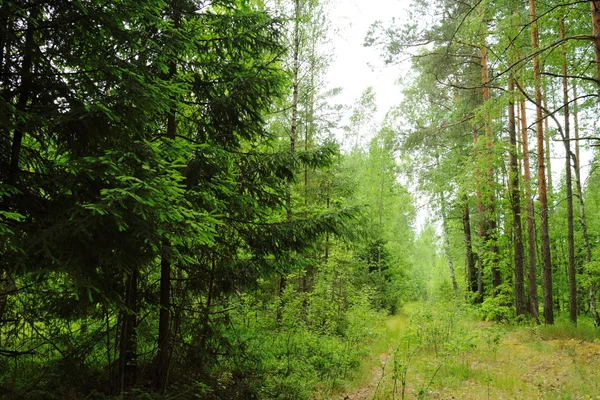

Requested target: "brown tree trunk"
[
  {"left": 199, "top": 254, "right": 216, "bottom": 355},
  {"left": 591, "top": 0, "right": 600, "bottom": 98},
  {"left": 156, "top": 1, "right": 181, "bottom": 389},
  {"left": 157, "top": 252, "right": 171, "bottom": 390},
  {"left": 529, "top": 0, "right": 554, "bottom": 324},
  {"left": 474, "top": 125, "right": 486, "bottom": 303},
  {"left": 474, "top": 128, "right": 486, "bottom": 303},
  {"left": 440, "top": 192, "right": 458, "bottom": 296},
  {"left": 462, "top": 198, "right": 478, "bottom": 296},
  {"left": 572, "top": 86, "right": 600, "bottom": 326},
  {"left": 479, "top": 24, "right": 501, "bottom": 292},
  {"left": 0, "top": 273, "right": 15, "bottom": 324},
  {"left": 118, "top": 267, "right": 139, "bottom": 394},
  {"left": 0, "top": 1, "right": 12, "bottom": 99},
  {"left": 543, "top": 92, "right": 553, "bottom": 203},
  {"left": 508, "top": 75, "right": 526, "bottom": 316},
  {"left": 8, "top": 6, "right": 37, "bottom": 185},
  {"left": 561, "top": 19, "right": 577, "bottom": 325},
  {"left": 279, "top": 0, "right": 301, "bottom": 323},
  {"left": 519, "top": 96, "right": 539, "bottom": 320}
]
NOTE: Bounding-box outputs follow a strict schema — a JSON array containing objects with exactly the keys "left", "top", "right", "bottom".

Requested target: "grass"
[{"left": 338, "top": 301, "right": 600, "bottom": 400}]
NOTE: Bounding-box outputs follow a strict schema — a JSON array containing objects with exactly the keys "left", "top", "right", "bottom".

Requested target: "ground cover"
[{"left": 337, "top": 302, "right": 600, "bottom": 400}]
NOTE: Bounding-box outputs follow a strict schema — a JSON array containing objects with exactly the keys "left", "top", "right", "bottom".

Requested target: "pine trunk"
[
  {"left": 591, "top": 0, "right": 600, "bottom": 98},
  {"left": 440, "top": 192, "right": 458, "bottom": 296},
  {"left": 572, "top": 86, "right": 600, "bottom": 326},
  {"left": 474, "top": 127, "right": 486, "bottom": 303},
  {"left": 529, "top": 0, "right": 554, "bottom": 324},
  {"left": 462, "top": 198, "right": 478, "bottom": 296},
  {"left": 519, "top": 97, "right": 539, "bottom": 320},
  {"left": 508, "top": 75, "right": 526, "bottom": 316},
  {"left": 479, "top": 26, "right": 501, "bottom": 292},
  {"left": 561, "top": 19, "right": 577, "bottom": 325}
]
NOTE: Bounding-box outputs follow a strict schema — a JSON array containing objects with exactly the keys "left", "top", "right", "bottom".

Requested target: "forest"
[{"left": 1, "top": 0, "right": 600, "bottom": 398}]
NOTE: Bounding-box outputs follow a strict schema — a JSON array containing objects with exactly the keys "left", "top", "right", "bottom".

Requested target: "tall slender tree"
[
  {"left": 560, "top": 18, "right": 577, "bottom": 324},
  {"left": 528, "top": 0, "right": 554, "bottom": 324},
  {"left": 508, "top": 73, "right": 527, "bottom": 316}
]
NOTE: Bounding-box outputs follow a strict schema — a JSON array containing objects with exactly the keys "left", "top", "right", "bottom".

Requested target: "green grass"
[{"left": 337, "top": 301, "right": 600, "bottom": 400}]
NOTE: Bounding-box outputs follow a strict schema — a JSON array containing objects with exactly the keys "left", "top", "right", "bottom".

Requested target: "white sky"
[{"left": 324, "top": 0, "right": 411, "bottom": 124}]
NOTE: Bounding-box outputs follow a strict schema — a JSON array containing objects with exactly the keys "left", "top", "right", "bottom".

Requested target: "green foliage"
[{"left": 480, "top": 285, "right": 516, "bottom": 323}]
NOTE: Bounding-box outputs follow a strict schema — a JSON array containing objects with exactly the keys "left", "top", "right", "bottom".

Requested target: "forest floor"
[{"left": 334, "top": 302, "right": 600, "bottom": 400}]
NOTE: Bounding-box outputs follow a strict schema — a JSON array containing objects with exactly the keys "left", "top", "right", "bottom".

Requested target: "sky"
[
  {"left": 322, "top": 0, "right": 430, "bottom": 228},
  {"left": 324, "top": 0, "right": 411, "bottom": 124}
]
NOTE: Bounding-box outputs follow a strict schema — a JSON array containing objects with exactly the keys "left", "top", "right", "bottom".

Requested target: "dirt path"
[
  {"left": 341, "top": 352, "right": 390, "bottom": 400},
  {"left": 338, "top": 312, "right": 409, "bottom": 400},
  {"left": 337, "top": 304, "right": 600, "bottom": 400}
]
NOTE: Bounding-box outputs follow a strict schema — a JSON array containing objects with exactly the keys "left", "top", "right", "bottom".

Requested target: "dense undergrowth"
[{"left": 0, "top": 266, "right": 388, "bottom": 400}]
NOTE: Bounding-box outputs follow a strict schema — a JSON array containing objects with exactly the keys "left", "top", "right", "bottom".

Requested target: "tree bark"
[
  {"left": 519, "top": 96, "right": 539, "bottom": 320},
  {"left": 591, "top": 0, "right": 600, "bottom": 98},
  {"left": 572, "top": 85, "right": 600, "bottom": 326},
  {"left": 529, "top": 0, "right": 554, "bottom": 324},
  {"left": 0, "top": 273, "right": 15, "bottom": 324},
  {"left": 156, "top": 0, "right": 181, "bottom": 389},
  {"left": 440, "top": 192, "right": 458, "bottom": 296},
  {"left": 508, "top": 74, "right": 526, "bottom": 316},
  {"left": 279, "top": 0, "right": 301, "bottom": 322},
  {"left": 8, "top": 6, "right": 37, "bottom": 185},
  {"left": 118, "top": 267, "right": 139, "bottom": 394},
  {"left": 543, "top": 92, "right": 553, "bottom": 203},
  {"left": 561, "top": 19, "right": 577, "bottom": 325},
  {"left": 462, "top": 198, "right": 478, "bottom": 296},
  {"left": 474, "top": 129, "right": 486, "bottom": 303},
  {"left": 479, "top": 21, "right": 501, "bottom": 292}
]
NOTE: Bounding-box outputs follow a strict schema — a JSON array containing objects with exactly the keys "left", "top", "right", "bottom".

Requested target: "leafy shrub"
[{"left": 480, "top": 285, "right": 515, "bottom": 322}]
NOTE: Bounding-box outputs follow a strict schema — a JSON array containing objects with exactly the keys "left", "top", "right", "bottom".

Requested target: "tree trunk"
[
  {"left": 279, "top": 0, "right": 301, "bottom": 322},
  {"left": 572, "top": 85, "right": 600, "bottom": 326},
  {"left": 474, "top": 127, "right": 486, "bottom": 304},
  {"left": 591, "top": 0, "right": 600, "bottom": 98},
  {"left": 508, "top": 75, "right": 526, "bottom": 316},
  {"left": 543, "top": 92, "right": 553, "bottom": 203},
  {"left": 156, "top": 1, "right": 181, "bottom": 389},
  {"left": 0, "top": 1, "right": 12, "bottom": 101},
  {"left": 560, "top": 19, "right": 577, "bottom": 325},
  {"left": 474, "top": 133, "right": 487, "bottom": 302},
  {"left": 118, "top": 267, "right": 139, "bottom": 394},
  {"left": 440, "top": 192, "right": 458, "bottom": 296},
  {"left": 519, "top": 96, "right": 539, "bottom": 320},
  {"left": 157, "top": 251, "right": 171, "bottom": 390},
  {"left": 479, "top": 21, "right": 501, "bottom": 292},
  {"left": 528, "top": 0, "right": 553, "bottom": 324},
  {"left": 0, "top": 273, "right": 15, "bottom": 324},
  {"left": 462, "top": 198, "right": 478, "bottom": 296},
  {"left": 199, "top": 254, "right": 216, "bottom": 356},
  {"left": 8, "top": 6, "right": 37, "bottom": 185}
]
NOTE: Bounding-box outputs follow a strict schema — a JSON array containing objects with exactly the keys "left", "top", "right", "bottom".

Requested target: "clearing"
[{"left": 337, "top": 302, "right": 600, "bottom": 400}]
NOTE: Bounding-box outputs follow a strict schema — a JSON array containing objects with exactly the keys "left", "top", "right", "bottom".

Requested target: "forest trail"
[
  {"left": 341, "top": 351, "right": 391, "bottom": 400},
  {"left": 337, "top": 302, "right": 600, "bottom": 400},
  {"left": 338, "top": 311, "right": 409, "bottom": 400}
]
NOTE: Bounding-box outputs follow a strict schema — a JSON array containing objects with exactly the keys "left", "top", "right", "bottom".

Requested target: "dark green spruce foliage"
[{"left": 0, "top": 0, "right": 365, "bottom": 398}]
